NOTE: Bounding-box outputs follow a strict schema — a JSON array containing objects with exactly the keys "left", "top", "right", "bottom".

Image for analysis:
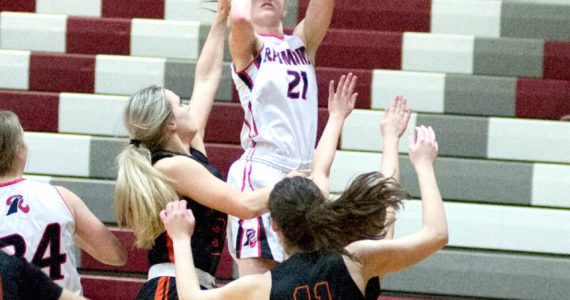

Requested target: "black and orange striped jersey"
[{"left": 270, "top": 251, "right": 380, "bottom": 300}]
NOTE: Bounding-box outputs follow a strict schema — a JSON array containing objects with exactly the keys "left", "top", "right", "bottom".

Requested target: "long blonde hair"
[
  {"left": 0, "top": 111, "right": 25, "bottom": 177},
  {"left": 114, "top": 86, "right": 178, "bottom": 249}
]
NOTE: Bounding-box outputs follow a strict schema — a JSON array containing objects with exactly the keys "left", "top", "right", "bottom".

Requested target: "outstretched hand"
[
  {"left": 328, "top": 73, "right": 358, "bottom": 120},
  {"left": 408, "top": 126, "right": 439, "bottom": 168},
  {"left": 160, "top": 200, "right": 196, "bottom": 241},
  {"left": 381, "top": 95, "right": 412, "bottom": 139}
]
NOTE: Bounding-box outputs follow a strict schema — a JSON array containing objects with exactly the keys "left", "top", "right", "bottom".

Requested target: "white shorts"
[{"left": 226, "top": 159, "right": 287, "bottom": 262}]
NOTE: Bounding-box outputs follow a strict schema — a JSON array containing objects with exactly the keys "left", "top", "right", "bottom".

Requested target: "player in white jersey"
[
  {"left": 0, "top": 111, "right": 127, "bottom": 295},
  {"left": 228, "top": 0, "right": 336, "bottom": 276}
]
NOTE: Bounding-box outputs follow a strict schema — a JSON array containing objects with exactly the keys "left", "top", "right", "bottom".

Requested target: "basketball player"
[
  {"left": 114, "top": 0, "right": 275, "bottom": 298},
  {"left": 0, "top": 111, "right": 127, "bottom": 295},
  {"left": 0, "top": 250, "right": 87, "bottom": 300},
  {"left": 161, "top": 101, "right": 447, "bottom": 299},
  {"left": 227, "top": 0, "right": 336, "bottom": 276}
]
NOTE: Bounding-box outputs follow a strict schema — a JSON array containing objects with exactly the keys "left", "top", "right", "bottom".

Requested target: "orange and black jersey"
[
  {"left": 150, "top": 148, "right": 227, "bottom": 276},
  {"left": 270, "top": 252, "right": 380, "bottom": 300}
]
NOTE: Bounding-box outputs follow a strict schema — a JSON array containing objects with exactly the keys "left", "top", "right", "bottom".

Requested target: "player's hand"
[
  {"left": 160, "top": 200, "right": 196, "bottom": 241},
  {"left": 408, "top": 126, "right": 438, "bottom": 168},
  {"left": 328, "top": 73, "right": 358, "bottom": 120},
  {"left": 381, "top": 95, "right": 412, "bottom": 139}
]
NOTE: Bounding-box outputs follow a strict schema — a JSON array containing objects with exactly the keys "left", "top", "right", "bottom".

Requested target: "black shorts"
[{"left": 136, "top": 276, "right": 208, "bottom": 300}]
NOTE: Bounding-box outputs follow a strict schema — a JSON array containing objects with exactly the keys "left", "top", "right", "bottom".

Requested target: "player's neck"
[
  {"left": 0, "top": 170, "right": 23, "bottom": 184},
  {"left": 254, "top": 24, "right": 284, "bottom": 37},
  {"left": 162, "top": 136, "right": 191, "bottom": 156}
]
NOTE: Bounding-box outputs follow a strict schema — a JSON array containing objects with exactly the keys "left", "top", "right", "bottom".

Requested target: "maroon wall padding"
[
  {"left": 67, "top": 17, "right": 131, "bottom": 55},
  {"left": 516, "top": 78, "right": 570, "bottom": 120},
  {"left": 316, "top": 29, "right": 402, "bottom": 70},
  {"left": 205, "top": 143, "right": 243, "bottom": 179},
  {"left": 102, "top": 0, "right": 164, "bottom": 19},
  {"left": 80, "top": 228, "right": 149, "bottom": 273},
  {"left": 0, "top": 90, "right": 59, "bottom": 132},
  {"left": 29, "top": 52, "right": 96, "bottom": 93},
  {"left": 543, "top": 40, "right": 570, "bottom": 81},
  {"left": 81, "top": 275, "right": 145, "bottom": 299},
  {"left": 297, "top": 0, "right": 431, "bottom": 32},
  {"left": 316, "top": 67, "right": 372, "bottom": 109},
  {"left": 316, "top": 107, "right": 328, "bottom": 144},
  {"left": 205, "top": 102, "right": 243, "bottom": 144},
  {"left": 0, "top": 0, "right": 35, "bottom": 12}
]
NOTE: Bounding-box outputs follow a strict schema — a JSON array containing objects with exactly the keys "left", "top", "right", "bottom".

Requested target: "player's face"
[
  {"left": 166, "top": 90, "right": 197, "bottom": 138},
  {"left": 251, "top": 0, "right": 287, "bottom": 27}
]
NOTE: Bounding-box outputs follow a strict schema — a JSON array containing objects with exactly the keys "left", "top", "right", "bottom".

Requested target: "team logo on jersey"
[
  {"left": 5, "top": 195, "right": 29, "bottom": 216},
  {"left": 243, "top": 228, "right": 257, "bottom": 248}
]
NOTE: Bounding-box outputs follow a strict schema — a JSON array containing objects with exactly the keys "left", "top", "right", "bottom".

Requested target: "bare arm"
[
  {"left": 293, "top": 0, "right": 334, "bottom": 62},
  {"left": 56, "top": 186, "right": 127, "bottom": 266},
  {"left": 347, "top": 126, "right": 448, "bottom": 280},
  {"left": 160, "top": 201, "right": 270, "bottom": 300},
  {"left": 311, "top": 73, "right": 357, "bottom": 196},
  {"left": 155, "top": 156, "right": 270, "bottom": 219},
  {"left": 380, "top": 96, "right": 412, "bottom": 240},
  {"left": 229, "top": 0, "right": 261, "bottom": 71},
  {"left": 190, "top": 0, "right": 230, "bottom": 154}
]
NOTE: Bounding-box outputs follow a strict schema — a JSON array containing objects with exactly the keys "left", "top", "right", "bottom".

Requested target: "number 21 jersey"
[
  {"left": 232, "top": 34, "right": 318, "bottom": 171},
  {"left": 0, "top": 178, "right": 81, "bottom": 294}
]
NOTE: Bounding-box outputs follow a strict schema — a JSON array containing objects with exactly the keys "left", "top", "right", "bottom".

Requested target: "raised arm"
[
  {"left": 293, "top": 0, "right": 335, "bottom": 62},
  {"left": 155, "top": 156, "right": 271, "bottom": 219},
  {"left": 348, "top": 126, "right": 448, "bottom": 280},
  {"left": 160, "top": 201, "right": 269, "bottom": 300},
  {"left": 56, "top": 186, "right": 127, "bottom": 266},
  {"left": 380, "top": 96, "right": 412, "bottom": 241},
  {"left": 189, "top": 0, "right": 230, "bottom": 152},
  {"left": 310, "top": 73, "right": 357, "bottom": 196},
  {"left": 229, "top": 0, "right": 261, "bottom": 71}
]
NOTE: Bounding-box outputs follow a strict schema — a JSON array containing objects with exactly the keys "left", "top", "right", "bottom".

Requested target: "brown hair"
[
  {"left": 115, "top": 85, "right": 178, "bottom": 249},
  {"left": 0, "top": 111, "right": 25, "bottom": 176},
  {"left": 268, "top": 172, "right": 408, "bottom": 257}
]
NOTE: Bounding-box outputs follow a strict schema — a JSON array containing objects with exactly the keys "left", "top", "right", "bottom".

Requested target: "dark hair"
[{"left": 268, "top": 172, "right": 409, "bottom": 257}]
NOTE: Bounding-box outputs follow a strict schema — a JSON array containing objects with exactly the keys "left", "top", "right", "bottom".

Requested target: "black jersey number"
[
  {"left": 0, "top": 223, "right": 67, "bottom": 280},
  {"left": 293, "top": 282, "right": 332, "bottom": 300},
  {"left": 287, "top": 70, "right": 308, "bottom": 100}
]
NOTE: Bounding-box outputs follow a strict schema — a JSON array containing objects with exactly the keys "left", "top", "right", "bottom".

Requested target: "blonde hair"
[
  {"left": 114, "top": 85, "right": 178, "bottom": 249},
  {"left": 0, "top": 111, "right": 25, "bottom": 176}
]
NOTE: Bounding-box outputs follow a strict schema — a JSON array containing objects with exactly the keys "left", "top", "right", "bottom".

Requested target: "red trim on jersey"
[
  {"left": 0, "top": 276, "right": 3, "bottom": 300},
  {"left": 256, "top": 217, "right": 262, "bottom": 256},
  {"left": 0, "top": 178, "right": 25, "bottom": 187},
  {"left": 259, "top": 33, "right": 285, "bottom": 41},
  {"left": 53, "top": 186, "right": 76, "bottom": 221},
  {"left": 247, "top": 101, "right": 259, "bottom": 135},
  {"left": 233, "top": 43, "right": 265, "bottom": 73},
  {"left": 166, "top": 235, "right": 175, "bottom": 263},
  {"left": 247, "top": 160, "right": 255, "bottom": 191}
]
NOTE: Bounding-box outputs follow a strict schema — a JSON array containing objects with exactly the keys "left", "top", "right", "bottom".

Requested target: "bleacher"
[{"left": 0, "top": 0, "right": 569, "bottom": 299}]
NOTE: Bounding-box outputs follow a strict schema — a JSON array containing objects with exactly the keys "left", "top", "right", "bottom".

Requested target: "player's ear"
[{"left": 270, "top": 217, "right": 280, "bottom": 232}]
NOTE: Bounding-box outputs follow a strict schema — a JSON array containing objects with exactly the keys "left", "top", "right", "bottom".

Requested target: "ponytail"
[
  {"left": 269, "top": 173, "right": 408, "bottom": 256},
  {"left": 114, "top": 144, "right": 177, "bottom": 249}
]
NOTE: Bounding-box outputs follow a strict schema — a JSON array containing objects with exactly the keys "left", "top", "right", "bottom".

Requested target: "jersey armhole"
[
  {"left": 53, "top": 186, "right": 76, "bottom": 222},
  {"left": 233, "top": 42, "right": 265, "bottom": 74}
]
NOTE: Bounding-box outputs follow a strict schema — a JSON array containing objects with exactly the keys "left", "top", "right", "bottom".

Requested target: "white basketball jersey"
[
  {"left": 0, "top": 178, "right": 82, "bottom": 294},
  {"left": 232, "top": 34, "right": 318, "bottom": 171}
]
